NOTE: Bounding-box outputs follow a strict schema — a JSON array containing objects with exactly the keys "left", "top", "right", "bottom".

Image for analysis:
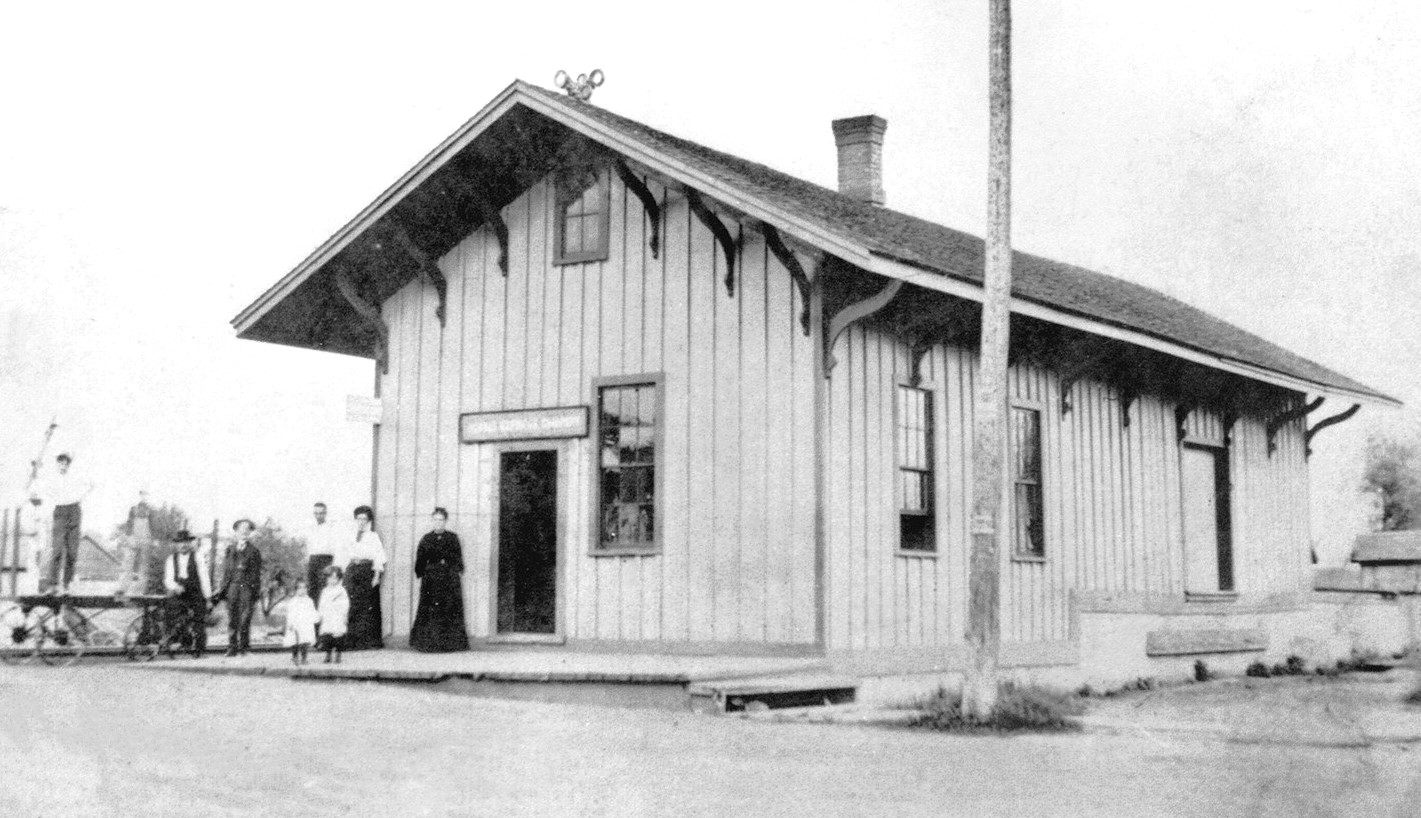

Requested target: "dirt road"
[{"left": 0, "top": 664, "right": 1417, "bottom": 816}]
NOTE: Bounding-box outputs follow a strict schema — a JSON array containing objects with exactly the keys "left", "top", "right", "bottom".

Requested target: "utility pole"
[{"left": 964, "top": 0, "right": 1012, "bottom": 719}]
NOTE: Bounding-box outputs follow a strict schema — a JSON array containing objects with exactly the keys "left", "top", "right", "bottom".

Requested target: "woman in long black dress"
[
  {"left": 341, "top": 505, "right": 385, "bottom": 650},
  {"left": 409, "top": 507, "right": 469, "bottom": 653}
]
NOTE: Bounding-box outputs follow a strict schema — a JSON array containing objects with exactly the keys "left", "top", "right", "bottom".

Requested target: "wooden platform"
[
  {"left": 125, "top": 648, "right": 828, "bottom": 685},
  {"left": 120, "top": 648, "right": 850, "bottom": 712}
]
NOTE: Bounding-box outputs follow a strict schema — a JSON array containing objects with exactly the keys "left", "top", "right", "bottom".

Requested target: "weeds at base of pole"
[{"left": 910, "top": 682, "right": 1084, "bottom": 733}]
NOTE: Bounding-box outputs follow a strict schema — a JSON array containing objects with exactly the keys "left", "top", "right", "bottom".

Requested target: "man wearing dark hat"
[
  {"left": 163, "top": 530, "right": 211, "bottom": 657},
  {"left": 213, "top": 519, "right": 262, "bottom": 656}
]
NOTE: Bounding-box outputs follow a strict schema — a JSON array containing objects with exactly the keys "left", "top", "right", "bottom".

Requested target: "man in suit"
[
  {"left": 163, "top": 529, "right": 211, "bottom": 657},
  {"left": 213, "top": 519, "right": 262, "bottom": 656}
]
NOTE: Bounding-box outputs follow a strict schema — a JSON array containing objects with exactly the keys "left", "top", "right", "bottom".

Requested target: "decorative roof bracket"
[
  {"left": 436, "top": 175, "right": 509, "bottom": 276},
  {"left": 823, "top": 277, "right": 904, "bottom": 377},
  {"left": 334, "top": 266, "right": 390, "bottom": 374},
  {"left": 1057, "top": 343, "right": 1118, "bottom": 415},
  {"left": 614, "top": 160, "right": 662, "bottom": 259},
  {"left": 391, "top": 225, "right": 448, "bottom": 327},
  {"left": 1121, "top": 387, "right": 1139, "bottom": 429},
  {"left": 1305, "top": 403, "right": 1361, "bottom": 458},
  {"left": 475, "top": 198, "right": 510, "bottom": 276},
  {"left": 1175, "top": 404, "right": 1193, "bottom": 442},
  {"left": 1265, "top": 396, "right": 1324, "bottom": 455},
  {"left": 762, "top": 223, "right": 813, "bottom": 336},
  {"left": 685, "top": 188, "right": 737, "bottom": 297}
]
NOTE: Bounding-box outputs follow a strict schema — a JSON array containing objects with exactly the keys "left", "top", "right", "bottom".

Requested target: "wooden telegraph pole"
[{"left": 964, "top": 0, "right": 1013, "bottom": 719}]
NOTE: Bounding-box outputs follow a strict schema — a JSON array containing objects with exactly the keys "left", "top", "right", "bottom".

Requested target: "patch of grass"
[
  {"left": 1406, "top": 681, "right": 1421, "bottom": 707},
  {"left": 911, "top": 682, "right": 1084, "bottom": 733}
]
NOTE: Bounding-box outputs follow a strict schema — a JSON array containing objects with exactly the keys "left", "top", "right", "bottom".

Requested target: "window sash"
[
  {"left": 555, "top": 168, "right": 609, "bottom": 264},
  {"left": 597, "top": 383, "right": 657, "bottom": 549},
  {"left": 897, "top": 386, "right": 936, "bottom": 551},
  {"left": 1011, "top": 406, "right": 1045, "bottom": 556}
]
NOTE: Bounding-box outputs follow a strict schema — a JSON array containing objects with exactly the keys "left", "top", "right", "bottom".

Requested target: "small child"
[
  {"left": 283, "top": 579, "right": 321, "bottom": 665},
  {"left": 316, "top": 565, "right": 350, "bottom": 664}
]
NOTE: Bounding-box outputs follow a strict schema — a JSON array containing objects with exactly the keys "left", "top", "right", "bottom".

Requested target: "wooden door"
[
  {"left": 1182, "top": 444, "right": 1232, "bottom": 593},
  {"left": 495, "top": 450, "right": 559, "bottom": 634}
]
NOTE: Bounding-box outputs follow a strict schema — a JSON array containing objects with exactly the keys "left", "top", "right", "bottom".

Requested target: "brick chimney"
[{"left": 831, "top": 115, "right": 887, "bottom": 205}]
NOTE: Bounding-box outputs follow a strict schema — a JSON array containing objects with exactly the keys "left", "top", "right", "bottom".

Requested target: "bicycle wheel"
[
  {"left": 36, "top": 609, "right": 84, "bottom": 667},
  {"left": 122, "top": 615, "right": 162, "bottom": 662},
  {"left": 0, "top": 605, "right": 36, "bottom": 665}
]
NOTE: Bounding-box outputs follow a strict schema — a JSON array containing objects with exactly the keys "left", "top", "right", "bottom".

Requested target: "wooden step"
[{"left": 688, "top": 673, "right": 858, "bottom": 714}]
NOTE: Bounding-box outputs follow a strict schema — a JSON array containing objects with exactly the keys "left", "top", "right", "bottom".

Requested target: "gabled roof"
[{"left": 234, "top": 80, "right": 1397, "bottom": 406}]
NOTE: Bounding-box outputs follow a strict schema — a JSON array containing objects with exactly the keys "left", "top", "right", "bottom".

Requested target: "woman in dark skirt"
[
  {"left": 409, "top": 507, "right": 469, "bottom": 653},
  {"left": 342, "top": 505, "right": 386, "bottom": 650}
]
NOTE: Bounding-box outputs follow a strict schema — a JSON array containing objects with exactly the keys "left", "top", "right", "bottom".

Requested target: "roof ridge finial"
[{"left": 554, "top": 69, "right": 604, "bottom": 101}]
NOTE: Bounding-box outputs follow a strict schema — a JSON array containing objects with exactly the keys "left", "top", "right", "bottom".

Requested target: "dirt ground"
[{"left": 1, "top": 663, "right": 1419, "bottom": 817}]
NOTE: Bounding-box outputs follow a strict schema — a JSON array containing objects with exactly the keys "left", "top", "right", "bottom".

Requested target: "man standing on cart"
[
  {"left": 31, "top": 452, "right": 93, "bottom": 595},
  {"left": 163, "top": 530, "right": 211, "bottom": 657}
]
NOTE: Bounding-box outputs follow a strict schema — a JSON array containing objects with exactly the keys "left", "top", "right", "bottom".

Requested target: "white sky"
[{"left": 1, "top": 1, "right": 1417, "bottom": 560}]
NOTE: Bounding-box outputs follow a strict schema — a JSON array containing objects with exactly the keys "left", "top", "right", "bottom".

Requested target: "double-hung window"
[
  {"left": 897, "top": 385, "right": 936, "bottom": 552},
  {"left": 1011, "top": 405, "right": 1046, "bottom": 557},
  {"left": 596, "top": 380, "right": 658, "bottom": 551}
]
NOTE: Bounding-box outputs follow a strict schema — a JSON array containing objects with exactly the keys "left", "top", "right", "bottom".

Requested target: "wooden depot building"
[{"left": 233, "top": 80, "right": 1397, "bottom": 684}]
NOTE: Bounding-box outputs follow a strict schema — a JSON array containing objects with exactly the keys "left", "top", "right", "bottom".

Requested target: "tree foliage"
[
  {"left": 250, "top": 518, "right": 305, "bottom": 607},
  {"left": 1362, "top": 430, "right": 1421, "bottom": 531}
]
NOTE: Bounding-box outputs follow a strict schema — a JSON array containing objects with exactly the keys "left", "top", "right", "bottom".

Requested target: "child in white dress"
[
  {"left": 317, "top": 566, "right": 350, "bottom": 664},
  {"left": 283, "top": 578, "right": 321, "bottom": 665}
]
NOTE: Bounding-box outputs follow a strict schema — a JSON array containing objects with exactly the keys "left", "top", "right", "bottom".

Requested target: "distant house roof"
[{"left": 234, "top": 80, "right": 1397, "bottom": 406}]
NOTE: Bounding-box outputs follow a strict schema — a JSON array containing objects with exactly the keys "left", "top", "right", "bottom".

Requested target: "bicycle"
[
  {"left": 123, "top": 596, "right": 206, "bottom": 661},
  {"left": 1, "top": 596, "right": 123, "bottom": 666}
]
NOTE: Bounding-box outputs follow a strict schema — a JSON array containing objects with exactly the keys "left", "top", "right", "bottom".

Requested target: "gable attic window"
[{"left": 555, "top": 166, "right": 610, "bottom": 264}]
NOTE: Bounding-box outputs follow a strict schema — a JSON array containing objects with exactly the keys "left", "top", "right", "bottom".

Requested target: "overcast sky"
[{"left": 1, "top": 1, "right": 1417, "bottom": 559}]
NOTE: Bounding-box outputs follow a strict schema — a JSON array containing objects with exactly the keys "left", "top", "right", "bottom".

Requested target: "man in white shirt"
[
  {"left": 32, "top": 453, "right": 93, "bottom": 594},
  {"left": 163, "top": 530, "right": 212, "bottom": 657},
  {"left": 304, "top": 502, "right": 339, "bottom": 603}
]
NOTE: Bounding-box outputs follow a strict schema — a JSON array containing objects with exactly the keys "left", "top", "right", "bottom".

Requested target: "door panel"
[
  {"left": 496, "top": 450, "right": 559, "bottom": 634},
  {"left": 1182, "top": 445, "right": 1224, "bottom": 593}
]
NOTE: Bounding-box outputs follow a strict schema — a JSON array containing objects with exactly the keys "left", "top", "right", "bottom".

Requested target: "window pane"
[
  {"left": 578, "top": 182, "right": 602, "bottom": 215},
  {"left": 564, "top": 217, "right": 584, "bottom": 256},
  {"left": 601, "top": 471, "right": 621, "bottom": 509},
  {"left": 900, "top": 514, "right": 934, "bottom": 552},
  {"left": 1012, "top": 407, "right": 1041, "bottom": 481}
]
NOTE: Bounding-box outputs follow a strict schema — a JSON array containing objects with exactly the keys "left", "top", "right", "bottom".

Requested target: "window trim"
[
  {"left": 553, "top": 166, "right": 611, "bottom": 265},
  {"left": 894, "top": 380, "right": 939, "bottom": 555},
  {"left": 589, "top": 372, "right": 665, "bottom": 556},
  {"left": 1009, "top": 399, "right": 1047, "bottom": 561}
]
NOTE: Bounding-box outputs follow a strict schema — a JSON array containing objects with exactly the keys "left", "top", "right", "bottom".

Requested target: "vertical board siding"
[
  {"left": 376, "top": 168, "right": 1312, "bottom": 655},
  {"left": 823, "top": 328, "right": 1313, "bottom": 653},
  {"left": 377, "top": 171, "right": 817, "bottom": 646}
]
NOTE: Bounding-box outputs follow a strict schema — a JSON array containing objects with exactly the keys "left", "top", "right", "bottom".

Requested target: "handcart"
[{"left": 0, "top": 593, "right": 192, "bottom": 666}]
